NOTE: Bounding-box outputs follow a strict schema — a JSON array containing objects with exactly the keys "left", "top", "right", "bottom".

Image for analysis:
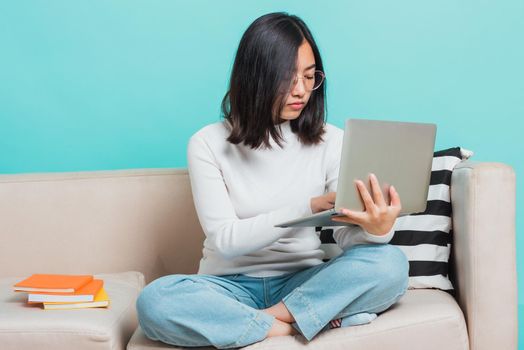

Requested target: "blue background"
[{"left": 1, "top": 0, "right": 522, "bottom": 345}]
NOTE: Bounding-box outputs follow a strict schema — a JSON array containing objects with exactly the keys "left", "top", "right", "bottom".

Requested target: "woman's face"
[{"left": 279, "top": 40, "right": 316, "bottom": 123}]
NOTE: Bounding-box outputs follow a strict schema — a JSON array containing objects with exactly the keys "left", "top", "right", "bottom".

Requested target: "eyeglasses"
[{"left": 290, "top": 70, "right": 325, "bottom": 91}]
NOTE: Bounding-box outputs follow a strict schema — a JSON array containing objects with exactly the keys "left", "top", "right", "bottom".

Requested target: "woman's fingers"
[
  {"left": 322, "top": 192, "right": 336, "bottom": 210},
  {"left": 333, "top": 182, "right": 402, "bottom": 234},
  {"left": 369, "top": 173, "right": 386, "bottom": 207},
  {"left": 356, "top": 180, "right": 375, "bottom": 213},
  {"left": 311, "top": 192, "right": 338, "bottom": 214},
  {"left": 390, "top": 185, "right": 402, "bottom": 211},
  {"left": 332, "top": 208, "right": 366, "bottom": 225},
  {"left": 326, "top": 191, "right": 336, "bottom": 204},
  {"left": 331, "top": 216, "right": 357, "bottom": 225}
]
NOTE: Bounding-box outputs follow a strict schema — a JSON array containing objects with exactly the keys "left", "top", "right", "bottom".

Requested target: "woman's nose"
[{"left": 291, "top": 77, "right": 306, "bottom": 96}]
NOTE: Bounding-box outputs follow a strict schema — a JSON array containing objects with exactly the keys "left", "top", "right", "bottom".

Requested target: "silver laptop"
[{"left": 274, "top": 118, "right": 436, "bottom": 228}]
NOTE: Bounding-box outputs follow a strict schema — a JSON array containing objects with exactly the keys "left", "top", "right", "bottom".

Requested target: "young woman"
[{"left": 136, "top": 12, "right": 409, "bottom": 349}]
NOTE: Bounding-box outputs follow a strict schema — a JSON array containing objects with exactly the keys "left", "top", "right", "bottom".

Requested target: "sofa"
[{"left": 0, "top": 161, "right": 517, "bottom": 350}]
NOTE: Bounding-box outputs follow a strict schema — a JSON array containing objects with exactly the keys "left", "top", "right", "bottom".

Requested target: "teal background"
[{"left": 1, "top": 0, "right": 522, "bottom": 345}]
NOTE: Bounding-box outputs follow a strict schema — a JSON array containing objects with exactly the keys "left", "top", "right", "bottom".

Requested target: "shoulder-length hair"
[{"left": 221, "top": 12, "right": 327, "bottom": 150}]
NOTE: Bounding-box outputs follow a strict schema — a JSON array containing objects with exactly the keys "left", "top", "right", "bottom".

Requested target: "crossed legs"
[{"left": 263, "top": 302, "right": 298, "bottom": 337}]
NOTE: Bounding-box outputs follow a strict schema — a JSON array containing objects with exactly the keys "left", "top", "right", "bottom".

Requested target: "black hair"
[{"left": 221, "top": 12, "right": 327, "bottom": 149}]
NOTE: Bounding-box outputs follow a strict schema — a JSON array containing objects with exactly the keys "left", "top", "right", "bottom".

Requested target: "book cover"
[
  {"left": 13, "top": 274, "right": 93, "bottom": 293},
  {"left": 43, "top": 287, "right": 110, "bottom": 310},
  {"left": 28, "top": 279, "right": 103, "bottom": 303}
]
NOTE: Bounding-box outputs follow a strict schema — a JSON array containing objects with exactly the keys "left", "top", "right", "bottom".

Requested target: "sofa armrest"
[{"left": 451, "top": 161, "right": 517, "bottom": 350}]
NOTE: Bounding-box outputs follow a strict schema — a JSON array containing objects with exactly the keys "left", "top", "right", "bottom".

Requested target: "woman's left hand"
[{"left": 331, "top": 173, "right": 402, "bottom": 236}]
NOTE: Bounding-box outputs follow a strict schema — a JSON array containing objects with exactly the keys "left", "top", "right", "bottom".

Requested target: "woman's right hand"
[{"left": 310, "top": 192, "right": 336, "bottom": 214}]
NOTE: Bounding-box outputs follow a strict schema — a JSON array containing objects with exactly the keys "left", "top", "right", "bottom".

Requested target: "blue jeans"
[{"left": 136, "top": 243, "right": 409, "bottom": 349}]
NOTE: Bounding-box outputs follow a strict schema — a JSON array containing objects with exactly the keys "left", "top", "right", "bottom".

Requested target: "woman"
[{"left": 136, "top": 12, "right": 409, "bottom": 349}]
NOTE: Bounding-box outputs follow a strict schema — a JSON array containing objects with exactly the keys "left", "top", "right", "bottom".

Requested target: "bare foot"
[{"left": 266, "top": 318, "right": 299, "bottom": 337}]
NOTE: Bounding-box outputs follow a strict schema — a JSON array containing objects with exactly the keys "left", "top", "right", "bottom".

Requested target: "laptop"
[{"left": 274, "top": 118, "right": 437, "bottom": 228}]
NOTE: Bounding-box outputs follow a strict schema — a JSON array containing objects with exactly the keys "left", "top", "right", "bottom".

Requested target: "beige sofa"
[{"left": 0, "top": 161, "right": 517, "bottom": 350}]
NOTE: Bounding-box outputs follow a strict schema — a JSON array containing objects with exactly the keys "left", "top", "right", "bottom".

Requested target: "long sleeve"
[
  {"left": 187, "top": 134, "right": 313, "bottom": 260},
  {"left": 325, "top": 129, "right": 395, "bottom": 251}
]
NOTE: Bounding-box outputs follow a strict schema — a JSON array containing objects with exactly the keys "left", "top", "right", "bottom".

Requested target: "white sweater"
[{"left": 187, "top": 119, "right": 395, "bottom": 277}]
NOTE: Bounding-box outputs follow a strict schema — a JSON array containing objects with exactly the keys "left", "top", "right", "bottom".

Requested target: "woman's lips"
[{"left": 288, "top": 102, "right": 304, "bottom": 110}]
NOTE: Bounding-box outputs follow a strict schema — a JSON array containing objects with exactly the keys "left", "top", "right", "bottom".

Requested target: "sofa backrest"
[
  {"left": 0, "top": 169, "right": 204, "bottom": 283},
  {"left": 1, "top": 167, "right": 471, "bottom": 286}
]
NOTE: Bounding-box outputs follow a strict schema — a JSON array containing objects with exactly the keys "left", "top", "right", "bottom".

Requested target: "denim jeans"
[{"left": 136, "top": 243, "right": 409, "bottom": 349}]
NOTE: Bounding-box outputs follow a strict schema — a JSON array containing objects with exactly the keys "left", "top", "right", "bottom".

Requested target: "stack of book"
[{"left": 12, "top": 274, "right": 110, "bottom": 310}]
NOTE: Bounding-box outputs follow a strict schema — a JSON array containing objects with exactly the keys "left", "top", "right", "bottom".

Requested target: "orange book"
[
  {"left": 27, "top": 279, "right": 103, "bottom": 303},
  {"left": 13, "top": 274, "right": 93, "bottom": 293},
  {"left": 43, "top": 288, "right": 110, "bottom": 310}
]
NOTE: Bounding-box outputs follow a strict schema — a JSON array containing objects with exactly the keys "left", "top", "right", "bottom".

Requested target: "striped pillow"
[{"left": 317, "top": 147, "right": 473, "bottom": 292}]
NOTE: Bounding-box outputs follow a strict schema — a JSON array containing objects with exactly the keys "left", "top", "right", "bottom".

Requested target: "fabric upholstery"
[
  {"left": 0, "top": 169, "right": 205, "bottom": 283},
  {"left": 0, "top": 271, "right": 144, "bottom": 350},
  {"left": 127, "top": 289, "right": 469, "bottom": 350},
  {"left": 451, "top": 161, "right": 517, "bottom": 350}
]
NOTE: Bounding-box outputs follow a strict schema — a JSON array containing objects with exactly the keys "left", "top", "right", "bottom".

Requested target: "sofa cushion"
[
  {"left": 126, "top": 289, "right": 469, "bottom": 350},
  {"left": 0, "top": 271, "right": 144, "bottom": 350}
]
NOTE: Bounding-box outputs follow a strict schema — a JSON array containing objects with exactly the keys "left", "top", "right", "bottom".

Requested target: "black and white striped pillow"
[{"left": 317, "top": 147, "right": 472, "bottom": 292}]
